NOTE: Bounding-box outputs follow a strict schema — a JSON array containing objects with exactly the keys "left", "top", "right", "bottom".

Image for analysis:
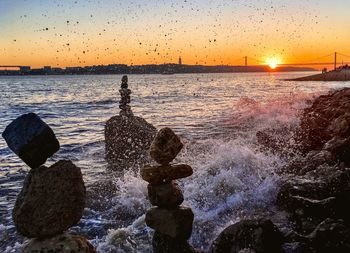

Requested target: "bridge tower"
[
  {"left": 244, "top": 56, "right": 248, "bottom": 67},
  {"left": 334, "top": 52, "right": 337, "bottom": 70}
]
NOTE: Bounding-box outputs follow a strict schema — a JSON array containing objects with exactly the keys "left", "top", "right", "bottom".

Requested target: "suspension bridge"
[{"left": 236, "top": 52, "right": 350, "bottom": 70}]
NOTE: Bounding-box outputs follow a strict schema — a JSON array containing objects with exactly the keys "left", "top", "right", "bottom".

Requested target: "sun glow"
[{"left": 266, "top": 57, "right": 281, "bottom": 69}]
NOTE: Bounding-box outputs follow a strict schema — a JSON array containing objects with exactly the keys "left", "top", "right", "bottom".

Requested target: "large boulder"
[
  {"left": 2, "top": 113, "right": 60, "bottom": 168},
  {"left": 13, "top": 160, "right": 86, "bottom": 238},
  {"left": 23, "top": 234, "right": 96, "bottom": 253},
  {"left": 210, "top": 219, "right": 283, "bottom": 253},
  {"left": 105, "top": 115, "right": 156, "bottom": 170}
]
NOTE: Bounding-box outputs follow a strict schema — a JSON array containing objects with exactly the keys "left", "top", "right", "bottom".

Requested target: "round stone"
[
  {"left": 150, "top": 127, "right": 183, "bottom": 165},
  {"left": 12, "top": 160, "right": 86, "bottom": 238},
  {"left": 148, "top": 181, "right": 184, "bottom": 208}
]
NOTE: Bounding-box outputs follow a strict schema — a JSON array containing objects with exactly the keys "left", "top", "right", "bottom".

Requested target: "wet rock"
[
  {"left": 13, "top": 160, "right": 86, "bottom": 238},
  {"left": 281, "top": 242, "right": 313, "bottom": 253},
  {"left": 148, "top": 181, "right": 184, "bottom": 208},
  {"left": 152, "top": 231, "right": 200, "bottom": 253},
  {"left": 119, "top": 75, "right": 133, "bottom": 117},
  {"left": 210, "top": 218, "right": 283, "bottom": 253},
  {"left": 308, "top": 218, "right": 350, "bottom": 253},
  {"left": 276, "top": 168, "right": 350, "bottom": 224},
  {"left": 121, "top": 75, "right": 128, "bottom": 89},
  {"left": 141, "top": 164, "right": 193, "bottom": 185},
  {"left": 323, "top": 137, "right": 350, "bottom": 165},
  {"left": 23, "top": 234, "right": 96, "bottom": 253},
  {"left": 297, "top": 88, "right": 350, "bottom": 165},
  {"left": 283, "top": 150, "right": 335, "bottom": 175},
  {"left": 2, "top": 113, "right": 60, "bottom": 168},
  {"left": 150, "top": 127, "right": 183, "bottom": 165},
  {"left": 105, "top": 115, "right": 157, "bottom": 170},
  {"left": 145, "top": 206, "right": 194, "bottom": 240}
]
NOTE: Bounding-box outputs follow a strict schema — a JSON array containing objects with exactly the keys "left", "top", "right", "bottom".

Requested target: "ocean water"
[{"left": 1, "top": 72, "right": 350, "bottom": 252}]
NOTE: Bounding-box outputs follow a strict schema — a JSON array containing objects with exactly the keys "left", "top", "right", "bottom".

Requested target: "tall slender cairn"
[
  {"left": 141, "top": 128, "right": 198, "bottom": 253},
  {"left": 105, "top": 75, "right": 157, "bottom": 171},
  {"left": 119, "top": 75, "right": 133, "bottom": 117},
  {"left": 2, "top": 113, "right": 95, "bottom": 253}
]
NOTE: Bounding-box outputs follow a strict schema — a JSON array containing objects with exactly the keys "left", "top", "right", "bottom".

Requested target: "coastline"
[{"left": 286, "top": 68, "right": 350, "bottom": 81}]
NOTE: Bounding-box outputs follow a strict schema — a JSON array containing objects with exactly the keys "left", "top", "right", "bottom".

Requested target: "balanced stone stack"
[
  {"left": 141, "top": 127, "right": 198, "bottom": 253},
  {"left": 119, "top": 75, "right": 133, "bottom": 117},
  {"left": 105, "top": 75, "right": 157, "bottom": 171},
  {"left": 2, "top": 113, "right": 95, "bottom": 253}
]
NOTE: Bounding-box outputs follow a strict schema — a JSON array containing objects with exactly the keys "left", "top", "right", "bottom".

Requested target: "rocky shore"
[{"left": 252, "top": 87, "right": 350, "bottom": 253}]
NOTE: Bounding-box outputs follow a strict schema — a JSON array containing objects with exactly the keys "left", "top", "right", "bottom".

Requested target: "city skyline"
[{"left": 1, "top": 0, "right": 350, "bottom": 68}]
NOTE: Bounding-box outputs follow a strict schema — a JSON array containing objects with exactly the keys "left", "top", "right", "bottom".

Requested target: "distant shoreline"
[{"left": 0, "top": 64, "right": 316, "bottom": 76}]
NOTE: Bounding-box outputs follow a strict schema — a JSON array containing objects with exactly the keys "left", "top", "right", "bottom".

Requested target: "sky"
[{"left": 0, "top": 0, "right": 349, "bottom": 67}]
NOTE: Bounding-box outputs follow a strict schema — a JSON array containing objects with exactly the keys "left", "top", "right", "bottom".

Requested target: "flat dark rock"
[
  {"left": 141, "top": 164, "right": 193, "bottom": 185},
  {"left": 2, "top": 113, "right": 60, "bottom": 169},
  {"left": 13, "top": 160, "right": 86, "bottom": 238}
]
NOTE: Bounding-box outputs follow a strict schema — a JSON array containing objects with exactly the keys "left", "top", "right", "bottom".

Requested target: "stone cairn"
[
  {"left": 105, "top": 75, "right": 157, "bottom": 171},
  {"left": 140, "top": 127, "right": 198, "bottom": 253},
  {"left": 119, "top": 75, "right": 133, "bottom": 117},
  {"left": 2, "top": 113, "right": 95, "bottom": 253}
]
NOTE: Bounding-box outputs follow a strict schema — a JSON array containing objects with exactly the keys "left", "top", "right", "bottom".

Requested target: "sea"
[{"left": 1, "top": 72, "right": 350, "bottom": 252}]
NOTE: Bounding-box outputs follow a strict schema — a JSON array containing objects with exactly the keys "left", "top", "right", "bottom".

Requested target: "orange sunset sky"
[{"left": 1, "top": 0, "right": 349, "bottom": 68}]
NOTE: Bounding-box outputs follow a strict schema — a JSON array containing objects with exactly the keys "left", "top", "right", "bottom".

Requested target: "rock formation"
[
  {"left": 119, "top": 75, "right": 133, "bottom": 117},
  {"left": 2, "top": 113, "right": 95, "bottom": 253},
  {"left": 210, "top": 219, "right": 283, "bottom": 253},
  {"left": 274, "top": 88, "right": 350, "bottom": 252},
  {"left": 105, "top": 75, "right": 157, "bottom": 171},
  {"left": 141, "top": 127, "right": 198, "bottom": 253},
  {"left": 297, "top": 88, "right": 350, "bottom": 165}
]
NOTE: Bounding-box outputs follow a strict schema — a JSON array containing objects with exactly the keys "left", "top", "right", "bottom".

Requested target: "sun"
[{"left": 266, "top": 57, "right": 281, "bottom": 69}]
